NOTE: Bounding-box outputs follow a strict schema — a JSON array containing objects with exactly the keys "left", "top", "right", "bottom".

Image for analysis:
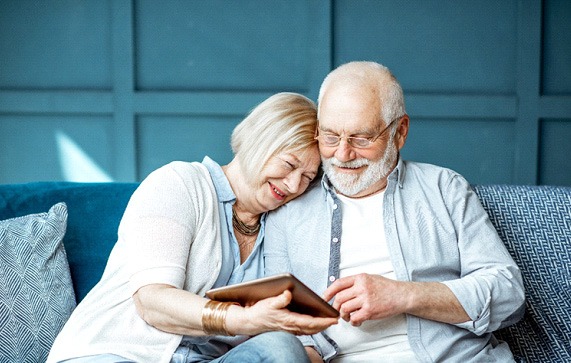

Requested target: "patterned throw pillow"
[{"left": 0, "top": 203, "right": 76, "bottom": 363}]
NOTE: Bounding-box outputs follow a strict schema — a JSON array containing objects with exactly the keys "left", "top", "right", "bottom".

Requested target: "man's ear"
[{"left": 395, "top": 115, "right": 410, "bottom": 150}]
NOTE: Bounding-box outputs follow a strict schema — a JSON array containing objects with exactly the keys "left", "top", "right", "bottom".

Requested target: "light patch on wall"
[{"left": 55, "top": 130, "right": 113, "bottom": 182}]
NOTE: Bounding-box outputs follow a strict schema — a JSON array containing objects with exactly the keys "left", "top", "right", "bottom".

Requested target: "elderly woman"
[{"left": 48, "top": 93, "right": 338, "bottom": 363}]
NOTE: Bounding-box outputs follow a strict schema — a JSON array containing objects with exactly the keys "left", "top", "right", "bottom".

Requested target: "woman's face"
[{"left": 255, "top": 145, "right": 320, "bottom": 212}]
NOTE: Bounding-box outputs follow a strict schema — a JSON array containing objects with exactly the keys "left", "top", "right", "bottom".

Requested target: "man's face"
[{"left": 317, "top": 85, "right": 403, "bottom": 197}]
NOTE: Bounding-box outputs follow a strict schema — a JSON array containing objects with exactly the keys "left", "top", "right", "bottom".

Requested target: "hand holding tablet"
[{"left": 206, "top": 273, "right": 339, "bottom": 318}]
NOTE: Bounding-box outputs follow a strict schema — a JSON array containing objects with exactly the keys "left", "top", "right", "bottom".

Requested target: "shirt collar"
[
  {"left": 201, "top": 156, "right": 236, "bottom": 203},
  {"left": 391, "top": 157, "right": 406, "bottom": 188}
]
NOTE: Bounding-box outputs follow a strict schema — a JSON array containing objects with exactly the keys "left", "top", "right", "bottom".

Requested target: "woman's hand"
[
  {"left": 134, "top": 284, "right": 337, "bottom": 337},
  {"left": 225, "top": 290, "right": 338, "bottom": 336}
]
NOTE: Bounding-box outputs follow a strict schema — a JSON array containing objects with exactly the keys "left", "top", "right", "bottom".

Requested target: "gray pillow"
[{"left": 0, "top": 202, "right": 76, "bottom": 362}]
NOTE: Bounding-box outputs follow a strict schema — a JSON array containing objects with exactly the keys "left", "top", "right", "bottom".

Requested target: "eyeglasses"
[{"left": 315, "top": 116, "right": 402, "bottom": 149}]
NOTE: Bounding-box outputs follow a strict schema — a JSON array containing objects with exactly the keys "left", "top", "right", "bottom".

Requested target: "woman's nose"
[{"left": 283, "top": 172, "right": 302, "bottom": 194}]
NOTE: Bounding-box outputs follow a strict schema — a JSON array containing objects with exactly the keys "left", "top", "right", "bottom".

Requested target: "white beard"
[{"left": 322, "top": 140, "right": 398, "bottom": 196}]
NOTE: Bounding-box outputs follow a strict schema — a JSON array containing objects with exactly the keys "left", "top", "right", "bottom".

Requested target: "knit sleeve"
[{"left": 120, "top": 162, "right": 205, "bottom": 294}]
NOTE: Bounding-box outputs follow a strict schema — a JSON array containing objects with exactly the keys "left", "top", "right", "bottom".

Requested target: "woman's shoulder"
[
  {"left": 148, "top": 161, "right": 211, "bottom": 186},
  {"left": 135, "top": 161, "right": 216, "bottom": 203}
]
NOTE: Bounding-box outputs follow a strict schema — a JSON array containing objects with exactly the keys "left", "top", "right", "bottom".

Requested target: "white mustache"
[{"left": 327, "top": 158, "right": 370, "bottom": 168}]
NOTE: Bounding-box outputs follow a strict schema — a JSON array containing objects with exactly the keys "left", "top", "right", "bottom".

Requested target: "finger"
[
  {"left": 270, "top": 290, "right": 293, "bottom": 309},
  {"left": 323, "top": 276, "right": 356, "bottom": 302},
  {"left": 335, "top": 295, "right": 362, "bottom": 322},
  {"left": 348, "top": 309, "right": 369, "bottom": 327},
  {"left": 329, "top": 284, "right": 359, "bottom": 312},
  {"left": 288, "top": 316, "right": 339, "bottom": 335}
]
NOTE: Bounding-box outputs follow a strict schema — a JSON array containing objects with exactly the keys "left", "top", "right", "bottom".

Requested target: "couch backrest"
[
  {"left": 473, "top": 185, "right": 571, "bottom": 362},
  {"left": 0, "top": 182, "right": 138, "bottom": 301}
]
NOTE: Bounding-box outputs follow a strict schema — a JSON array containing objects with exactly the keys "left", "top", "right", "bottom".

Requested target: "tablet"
[{"left": 206, "top": 273, "right": 339, "bottom": 318}]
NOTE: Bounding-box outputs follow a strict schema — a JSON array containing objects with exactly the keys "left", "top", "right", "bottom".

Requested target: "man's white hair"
[{"left": 317, "top": 61, "right": 406, "bottom": 132}]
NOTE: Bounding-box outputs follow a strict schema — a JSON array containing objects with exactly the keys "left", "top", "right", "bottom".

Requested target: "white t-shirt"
[{"left": 327, "top": 191, "right": 416, "bottom": 363}]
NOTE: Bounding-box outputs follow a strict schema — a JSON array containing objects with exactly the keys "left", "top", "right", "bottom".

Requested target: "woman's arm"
[
  {"left": 133, "top": 284, "right": 337, "bottom": 337},
  {"left": 133, "top": 284, "right": 208, "bottom": 336}
]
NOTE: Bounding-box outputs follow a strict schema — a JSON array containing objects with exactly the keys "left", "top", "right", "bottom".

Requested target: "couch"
[{"left": 0, "top": 182, "right": 570, "bottom": 362}]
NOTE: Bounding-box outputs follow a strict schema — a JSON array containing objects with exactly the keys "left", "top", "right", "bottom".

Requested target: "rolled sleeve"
[
  {"left": 442, "top": 175, "right": 525, "bottom": 334},
  {"left": 443, "top": 265, "right": 524, "bottom": 334}
]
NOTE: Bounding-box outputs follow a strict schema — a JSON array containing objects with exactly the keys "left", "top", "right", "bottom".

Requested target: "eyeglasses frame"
[{"left": 315, "top": 115, "right": 403, "bottom": 149}]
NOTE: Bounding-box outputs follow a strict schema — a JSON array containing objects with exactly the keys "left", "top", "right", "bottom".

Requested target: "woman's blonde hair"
[{"left": 231, "top": 92, "right": 318, "bottom": 186}]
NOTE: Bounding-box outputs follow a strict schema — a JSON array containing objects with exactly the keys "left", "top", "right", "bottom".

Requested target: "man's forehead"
[{"left": 318, "top": 102, "right": 382, "bottom": 132}]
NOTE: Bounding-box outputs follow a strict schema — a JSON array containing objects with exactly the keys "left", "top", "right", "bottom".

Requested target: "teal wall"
[{"left": 1, "top": 0, "right": 570, "bottom": 185}]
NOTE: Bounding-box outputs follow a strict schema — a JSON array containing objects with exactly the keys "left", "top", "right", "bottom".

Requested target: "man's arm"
[{"left": 322, "top": 274, "right": 469, "bottom": 327}]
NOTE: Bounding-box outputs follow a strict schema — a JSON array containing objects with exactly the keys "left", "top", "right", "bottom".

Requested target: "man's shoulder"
[
  {"left": 292, "top": 180, "right": 327, "bottom": 203},
  {"left": 271, "top": 181, "right": 326, "bottom": 216},
  {"left": 401, "top": 160, "right": 472, "bottom": 198},
  {"left": 402, "top": 160, "right": 465, "bottom": 181},
  {"left": 404, "top": 160, "right": 458, "bottom": 173}
]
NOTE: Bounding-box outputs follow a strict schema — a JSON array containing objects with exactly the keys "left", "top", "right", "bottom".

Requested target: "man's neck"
[{"left": 338, "top": 180, "right": 388, "bottom": 199}]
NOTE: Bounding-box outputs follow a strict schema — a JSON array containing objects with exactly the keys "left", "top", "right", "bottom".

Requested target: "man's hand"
[
  {"left": 323, "top": 274, "right": 407, "bottom": 326},
  {"left": 323, "top": 273, "right": 470, "bottom": 327}
]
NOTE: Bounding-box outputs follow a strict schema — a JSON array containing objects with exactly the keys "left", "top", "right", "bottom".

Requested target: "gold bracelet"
[{"left": 201, "top": 300, "right": 236, "bottom": 336}]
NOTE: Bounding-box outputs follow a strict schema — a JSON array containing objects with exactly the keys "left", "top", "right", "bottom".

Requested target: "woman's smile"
[{"left": 269, "top": 182, "right": 286, "bottom": 201}]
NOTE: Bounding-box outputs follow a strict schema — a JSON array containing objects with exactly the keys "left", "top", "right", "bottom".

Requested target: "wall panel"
[
  {"left": 137, "top": 115, "right": 238, "bottom": 179},
  {"left": 539, "top": 119, "right": 571, "bottom": 185},
  {"left": 542, "top": 0, "right": 571, "bottom": 95},
  {"left": 333, "top": 0, "right": 517, "bottom": 94},
  {"left": 0, "top": 0, "right": 112, "bottom": 90},
  {"left": 0, "top": 115, "right": 114, "bottom": 183},
  {"left": 401, "top": 119, "right": 516, "bottom": 184},
  {"left": 135, "top": 0, "right": 313, "bottom": 92},
  {"left": 0, "top": 0, "right": 570, "bottom": 185}
]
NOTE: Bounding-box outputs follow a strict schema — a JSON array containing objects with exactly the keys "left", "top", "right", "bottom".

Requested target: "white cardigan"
[{"left": 48, "top": 161, "right": 223, "bottom": 363}]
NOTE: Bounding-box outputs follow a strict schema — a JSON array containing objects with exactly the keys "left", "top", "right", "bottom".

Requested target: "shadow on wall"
[{"left": 55, "top": 130, "right": 113, "bottom": 182}]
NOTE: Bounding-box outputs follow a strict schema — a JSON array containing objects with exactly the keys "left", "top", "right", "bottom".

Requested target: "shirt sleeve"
[
  {"left": 441, "top": 174, "right": 525, "bottom": 335},
  {"left": 120, "top": 163, "right": 198, "bottom": 295}
]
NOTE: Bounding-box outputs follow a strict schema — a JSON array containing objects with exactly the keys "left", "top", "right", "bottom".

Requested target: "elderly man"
[{"left": 265, "top": 61, "right": 525, "bottom": 362}]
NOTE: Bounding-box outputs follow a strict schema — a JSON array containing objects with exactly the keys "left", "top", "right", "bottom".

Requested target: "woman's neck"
[{"left": 222, "top": 160, "right": 261, "bottom": 224}]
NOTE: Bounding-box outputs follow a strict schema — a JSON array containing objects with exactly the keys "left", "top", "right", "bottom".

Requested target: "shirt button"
[
  {"left": 332, "top": 237, "right": 339, "bottom": 243},
  {"left": 329, "top": 275, "right": 336, "bottom": 282},
  {"left": 333, "top": 204, "right": 338, "bottom": 210}
]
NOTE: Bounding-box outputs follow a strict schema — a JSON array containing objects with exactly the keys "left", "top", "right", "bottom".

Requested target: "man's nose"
[{"left": 334, "top": 139, "right": 356, "bottom": 162}]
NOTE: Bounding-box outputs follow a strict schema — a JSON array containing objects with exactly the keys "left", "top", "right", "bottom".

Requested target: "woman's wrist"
[
  {"left": 224, "top": 304, "right": 257, "bottom": 336},
  {"left": 201, "top": 300, "right": 238, "bottom": 336}
]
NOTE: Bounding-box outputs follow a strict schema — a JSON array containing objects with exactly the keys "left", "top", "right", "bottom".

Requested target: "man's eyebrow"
[{"left": 318, "top": 125, "right": 377, "bottom": 136}]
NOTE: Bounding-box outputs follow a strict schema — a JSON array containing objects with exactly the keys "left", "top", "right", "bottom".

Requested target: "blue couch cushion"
[
  {"left": 0, "top": 202, "right": 75, "bottom": 362},
  {"left": 0, "top": 182, "right": 138, "bottom": 301},
  {"left": 473, "top": 185, "right": 571, "bottom": 362}
]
